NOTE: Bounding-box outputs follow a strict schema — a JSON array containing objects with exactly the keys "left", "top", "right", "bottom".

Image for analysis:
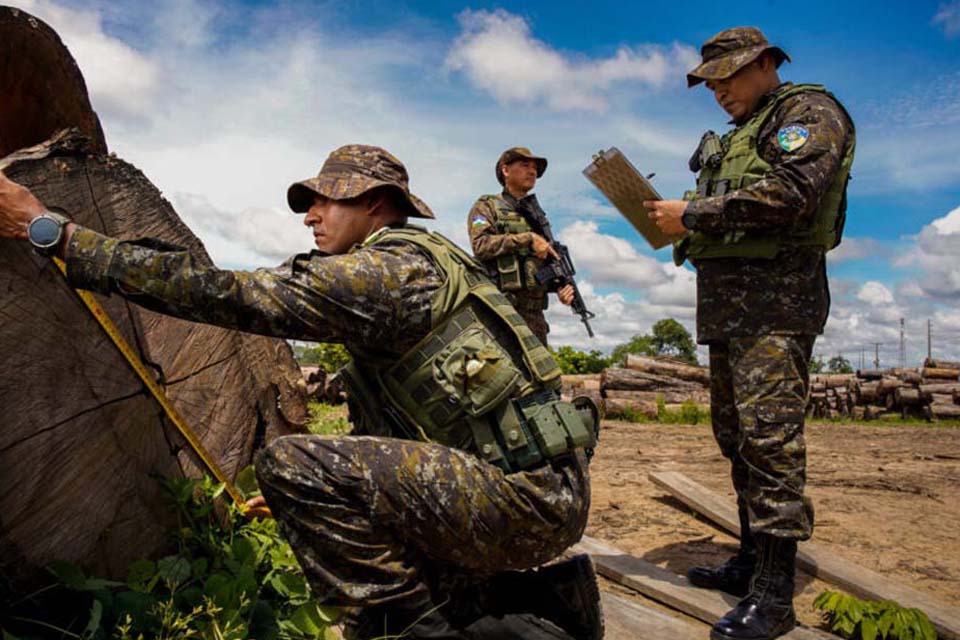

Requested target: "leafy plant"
[
  {"left": 656, "top": 397, "right": 709, "bottom": 425},
  {"left": 609, "top": 318, "right": 699, "bottom": 365},
  {"left": 827, "top": 355, "right": 854, "bottom": 373},
  {"left": 2, "top": 471, "right": 338, "bottom": 640},
  {"left": 813, "top": 590, "right": 937, "bottom": 640}
]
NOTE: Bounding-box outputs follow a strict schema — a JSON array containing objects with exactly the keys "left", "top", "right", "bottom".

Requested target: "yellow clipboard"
[{"left": 582, "top": 147, "right": 673, "bottom": 250}]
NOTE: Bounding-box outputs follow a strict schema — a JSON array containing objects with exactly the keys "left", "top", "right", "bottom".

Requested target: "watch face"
[{"left": 29, "top": 216, "right": 63, "bottom": 248}]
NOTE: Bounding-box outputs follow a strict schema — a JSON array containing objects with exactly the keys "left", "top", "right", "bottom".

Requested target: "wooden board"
[
  {"left": 574, "top": 536, "right": 833, "bottom": 640},
  {"left": 649, "top": 471, "right": 960, "bottom": 640}
]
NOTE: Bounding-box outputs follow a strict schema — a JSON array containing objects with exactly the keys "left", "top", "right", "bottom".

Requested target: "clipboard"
[{"left": 582, "top": 147, "right": 673, "bottom": 250}]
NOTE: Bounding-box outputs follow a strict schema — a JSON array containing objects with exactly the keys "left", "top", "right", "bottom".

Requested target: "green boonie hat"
[
  {"left": 496, "top": 146, "right": 548, "bottom": 186},
  {"left": 686, "top": 26, "right": 790, "bottom": 88},
  {"left": 287, "top": 144, "right": 435, "bottom": 219}
]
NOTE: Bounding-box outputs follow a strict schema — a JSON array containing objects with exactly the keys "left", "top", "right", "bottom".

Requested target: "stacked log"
[
  {"left": 807, "top": 373, "right": 855, "bottom": 419},
  {"left": 299, "top": 365, "right": 348, "bottom": 404},
  {"left": 599, "top": 356, "right": 709, "bottom": 420},
  {"left": 839, "top": 365, "right": 960, "bottom": 421}
]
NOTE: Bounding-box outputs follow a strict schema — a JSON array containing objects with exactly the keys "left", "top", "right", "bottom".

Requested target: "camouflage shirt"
[
  {"left": 468, "top": 191, "right": 539, "bottom": 263},
  {"left": 65, "top": 226, "right": 442, "bottom": 357},
  {"left": 685, "top": 83, "right": 854, "bottom": 342}
]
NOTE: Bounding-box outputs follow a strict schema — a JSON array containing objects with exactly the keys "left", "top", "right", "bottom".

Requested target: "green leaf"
[
  {"left": 127, "top": 559, "right": 157, "bottom": 593},
  {"left": 861, "top": 617, "right": 878, "bottom": 640},
  {"left": 192, "top": 557, "right": 209, "bottom": 577},
  {"left": 235, "top": 466, "right": 260, "bottom": 498},
  {"left": 269, "top": 571, "right": 309, "bottom": 602},
  {"left": 289, "top": 602, "right": 329, "bottom": 636},
  {"left": 81, "top": 599, "right": 103, "bottom": 640},
  {"left": 47, "top": 560, "right": 86, "bottom": 589},
  {"left": 157, "top": 555, "right": 191, "bottom": 589},
  {"left": 231, "top": 536, "right": 256, "bottom": 566},
  {"left": 212, "top": 482, "right": 227, "bottom": 499}
]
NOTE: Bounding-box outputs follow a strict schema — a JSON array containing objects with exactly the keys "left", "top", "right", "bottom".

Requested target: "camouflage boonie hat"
[
  {"left": 287, "top": 144, "right": 435, "bottom": 219},
  {"left": 686, "top": 26, "right": 790, "bottom": 88},
  {"left": 495, "top": 146, "right": 548, "bottom": 186}
]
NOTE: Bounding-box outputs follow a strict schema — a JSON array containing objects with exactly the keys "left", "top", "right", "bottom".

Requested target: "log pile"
[
  {"left": 807, "top": 373, "right": 856, "bottom": 419},
  {"left": 300, "top": 366, "right": 348, "bottom": 404},
  {"left": 844, "top": 365, "right": 960, "bottom": 421},
  {"left": 597, "top": 356, "right": 710, "bottom": 420}
]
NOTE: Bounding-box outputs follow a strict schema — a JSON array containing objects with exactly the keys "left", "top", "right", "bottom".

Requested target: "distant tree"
[
  {"left": 296, "top": 343, "right": 351, "bottom": 372},
  {"left": 827, "top": 355, "right": 853, "bottom": 374},
  {"left": 650, "top": 319, "right": 698, "bottom": 364},
  {"left": 552, "top": 346, "right": 611, "bottom": 374},
  {"left": 610, "top": 334, "right": 657, "bottom": 366},
  {"left": 810, "top": 356, "right": 825, "bottom": 374}
]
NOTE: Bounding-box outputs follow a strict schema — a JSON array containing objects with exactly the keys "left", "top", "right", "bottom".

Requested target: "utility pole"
[
  {"left": 872, "top": 342, "right": 882, "bottom": 369},
  {"left": 928, "top": 319, "right": 933, "bottom": 361},
  {"left": 899, "top": 318, "right": 905, "bottom": 369},
  {"left": 860, "top": 346, "right": 865, "bottom": 370}
]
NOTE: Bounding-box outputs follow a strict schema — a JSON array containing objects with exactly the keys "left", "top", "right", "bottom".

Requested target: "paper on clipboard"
[{"left": 582, "top": 147, "right": 673, "bottom": 250}]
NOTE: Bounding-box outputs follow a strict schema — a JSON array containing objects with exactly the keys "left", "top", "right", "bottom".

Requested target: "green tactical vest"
[
  {"left": 674, "top": 84, "right": 856, "bottom": 265},
  {"left": 339, "top": 225, "right": 595, "bottom": 473},
  {"left": 481, "top": 195, "right": 547, "bottom": 295}
]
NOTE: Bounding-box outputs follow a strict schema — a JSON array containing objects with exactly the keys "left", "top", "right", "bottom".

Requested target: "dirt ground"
[{"left": 586, "top": 419, "right": 960, "bottom": 628}]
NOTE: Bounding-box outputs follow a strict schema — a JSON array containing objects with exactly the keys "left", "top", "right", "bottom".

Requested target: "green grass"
[{"left": 306, "top": 402, "right": 351, "bottom": 435}]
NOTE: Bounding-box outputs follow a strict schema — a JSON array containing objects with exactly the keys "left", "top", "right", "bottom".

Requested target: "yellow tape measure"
[{"left": 52, "top": 257, "right": 261, "bottom": 514}]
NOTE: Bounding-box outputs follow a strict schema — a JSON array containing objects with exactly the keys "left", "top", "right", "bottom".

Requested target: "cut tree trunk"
[
  {"left": 856, "top": 369, "right": 885, "bottom": 380},
  {"left": 894, "top": 388, "right": 925, "bottom": 407},
  {"left": 623, "top": 355, "right": 710, "bottom": 386},
  {"left": 922, "top": 368, "right": 960, "bottom": 381},
  {"left": 925, "top": 358, "right": 960, "bottom": 370},
  {"left": 602, "top": 398, "right": 659, "bottom": 420},
  {"left": 931, "top": 403, "right": 960, "bottom": 419},
  {"left": 0, "top": 8, "right": 307, "bottom": 588},
  {"left": 603, "top": 388, "right": 709, "bottom": 405},
  {"left": 600, "top": 367, "right": 701, "bottom": 392}
]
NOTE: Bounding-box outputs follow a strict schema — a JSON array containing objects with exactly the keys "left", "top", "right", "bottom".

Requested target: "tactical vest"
[
  {"left": 339, "top": 225, "right": 596, "bottom": 473},
  {"left": 481, "top": 195, "right": 547, "bottom": 297},
  {"left": 674, "top": 84, "right": 856, "bottom": 265}
]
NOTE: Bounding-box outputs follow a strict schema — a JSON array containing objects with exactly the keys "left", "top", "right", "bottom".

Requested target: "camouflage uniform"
[
  {"left": 468, "top": 147, "right": 552, "bottom": 345},
  {"left": 63, "top": 146, "right": 591, "bottom": 625},
  {"left": 680, "top": 31, "right": 856, "bottom": 542}
]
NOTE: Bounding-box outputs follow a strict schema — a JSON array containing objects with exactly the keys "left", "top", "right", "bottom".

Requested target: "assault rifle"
[{"left": 515, "top": 195, "right": 596, "bottom": 338}]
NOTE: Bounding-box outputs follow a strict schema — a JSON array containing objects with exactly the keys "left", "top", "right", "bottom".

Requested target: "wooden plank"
[
  {"left": 465, "top": 592, "right": 703, "bottom": 640},
  {"left": 602, "top": 592, "right": 708, "bottom": 639},
  {"left": 649, "top": 471, "right": 960, "bottom": 640},
  {"left": 574, "top": 536, "right": 832, "bottom": 640}
]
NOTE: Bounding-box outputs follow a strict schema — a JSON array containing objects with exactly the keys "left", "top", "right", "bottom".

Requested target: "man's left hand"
[
  {"left": 557, "top": 284, "right": 574, "bottom": 306},
  {"left": 644, "top": 199, "right": 688, "bottom": 237},
  {"left": 0, "top": 172, "right": 46, "bottom": 239}
]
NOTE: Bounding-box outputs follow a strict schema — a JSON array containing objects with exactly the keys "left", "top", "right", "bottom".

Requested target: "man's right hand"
[{"left": 530, "top": 233, "right": 559, "bottom": 261}]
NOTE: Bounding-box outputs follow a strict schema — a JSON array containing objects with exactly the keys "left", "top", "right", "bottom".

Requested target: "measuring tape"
[{"left": 52, "top": 256, "right": 264, "bottom": 515}]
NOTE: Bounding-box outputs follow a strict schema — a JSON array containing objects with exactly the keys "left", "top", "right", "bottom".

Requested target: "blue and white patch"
[
  {"left": 471, "top": 215, "right": 489, "bottom": 228},
  {"left": 777, "top": 124, "right": 809, "bottom": 152}
]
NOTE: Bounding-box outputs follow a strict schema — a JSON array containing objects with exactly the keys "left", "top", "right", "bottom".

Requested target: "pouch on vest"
[
  {"left": 495, "top": 254, "right": 523, "bottom": 290},
  {"left": 433, "top": 327, "right": 522, "bottom": 417},
  {"left": 516, "top": 391, "right": 597, "bottom": 458}
]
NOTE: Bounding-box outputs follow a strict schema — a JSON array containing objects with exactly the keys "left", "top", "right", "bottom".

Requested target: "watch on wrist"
[
  {"left": 681, "top": 211, "right": 699, "bottom": 231},
  {"left": 27, "top": 210, "right": 71, "bottom": 256}
]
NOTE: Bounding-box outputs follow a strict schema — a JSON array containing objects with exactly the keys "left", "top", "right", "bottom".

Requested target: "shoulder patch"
[
  {"left": 777, "top": 124, "right": 809, "bottom": 152},
  {"left": 471, "top": 215, "right": 490, "bottom": 228}
]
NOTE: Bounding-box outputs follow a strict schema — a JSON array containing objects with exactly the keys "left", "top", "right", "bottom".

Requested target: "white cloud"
[
  {"left": 445, "top": 9, "right": 697, "bottom": 112},
  {"left": 895, "top": 204, "right": 960, "bottom": 300},
  {"left": 15, "top": 0, "right": 161, "bottom": 123},
  {"left": 857, "top": 281, "right": 895, "bottom": 306},
  {"left": 827, "top": 236, "right": 883, "bottom": 263},
  {"left": 934, "top": 1, "right": 960, "bottom": 38}
]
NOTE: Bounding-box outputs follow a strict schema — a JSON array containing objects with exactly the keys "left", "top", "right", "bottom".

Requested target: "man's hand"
[
  {"left": 644, "top": 199, "right": 689, "bottom": 237},
  {"left": 529, "top": 233, "right": 560, "bottom": 261},
  {"left": 0, "top": 172, "right": 46, "bottom": 239},
  {"left": 557, "top": 284, "right": 575, "bottom": 306}
]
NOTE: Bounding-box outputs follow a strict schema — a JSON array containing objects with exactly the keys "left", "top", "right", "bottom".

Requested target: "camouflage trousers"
[
  {"left": 255, "top": 435, "right": 590, "bottom": 610},
  {"left": 708, "top": 334, "right": 815, "bottom": 541},
  {"left": 506, "top": 291, "right": 549, "bottom": 346}
]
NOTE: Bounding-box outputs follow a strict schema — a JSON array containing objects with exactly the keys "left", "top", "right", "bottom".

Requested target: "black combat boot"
[
  {"left": 688, "top": 505, "right": 756, "bottom": 596},
  {"left": 486, "top": 554, "right": 604, "bottom": 640},
  {"left": 710, "top": 534, "right": 798, "bottom": 640},
  {"left": 346, "top": 592, "right": 468, "bottom": 640}
]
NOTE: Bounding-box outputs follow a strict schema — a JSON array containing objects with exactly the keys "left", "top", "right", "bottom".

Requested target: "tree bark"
[
  {"left": 601, "top": 398, "right": 659, "bottom": 420},
  {"left": 622, "top": 355, "right": 710, "bottom": 386},
  {"left": 600, "top": 367, "right": 701, "bottom": 392},
  {"left": 0, "top": 132, "right": 308, "bottom": 588}
]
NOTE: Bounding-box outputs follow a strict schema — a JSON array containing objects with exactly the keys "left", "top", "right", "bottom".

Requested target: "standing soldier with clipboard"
[{"left": 645, "top": 27, "right": 855, "bottom": 640}]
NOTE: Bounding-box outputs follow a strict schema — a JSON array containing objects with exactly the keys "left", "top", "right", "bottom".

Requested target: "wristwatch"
[
  {"left": 681, "top": 211, "right": 699, "bottom": 231},
  {"left": 27, "top": 210, "right": 71, "bottom": 256}
]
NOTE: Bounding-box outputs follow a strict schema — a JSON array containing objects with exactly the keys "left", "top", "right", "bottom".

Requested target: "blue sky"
[{"left": 13, "top": 0, "right": 960, "bottom": 365}]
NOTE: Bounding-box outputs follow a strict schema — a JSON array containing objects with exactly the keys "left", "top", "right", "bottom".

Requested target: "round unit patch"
[{"left": 778, "top": 125, "right": 809, "bottom": 152}]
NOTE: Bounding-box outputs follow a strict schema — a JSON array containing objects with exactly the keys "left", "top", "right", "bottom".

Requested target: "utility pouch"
[
  {"left": 496, "top": 254, "right": 523, "bottom": 290},
  {"left": 433, "top": 327, "right": 521, "bottom": 417},
  {"left": 515, "top": 391, "right": 597, "bottom": 458}
]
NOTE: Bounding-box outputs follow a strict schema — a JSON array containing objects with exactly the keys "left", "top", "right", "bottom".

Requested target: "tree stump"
[{"left": 0, "top": 7, "right": 307, "bottom": 588}]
